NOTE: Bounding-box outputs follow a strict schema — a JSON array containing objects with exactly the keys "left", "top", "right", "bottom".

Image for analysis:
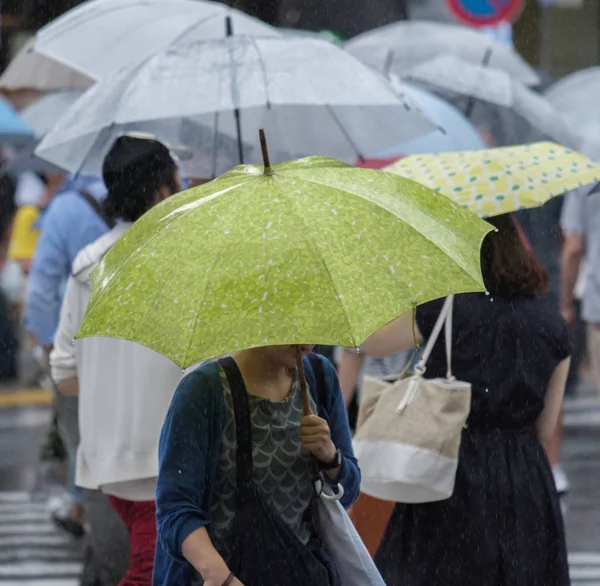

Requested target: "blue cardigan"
[{"left": 153, "top": 355, "right": 360, "bottom": 586}]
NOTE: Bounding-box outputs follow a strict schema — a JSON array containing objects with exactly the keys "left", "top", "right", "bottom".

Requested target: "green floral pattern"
[
  {"left": 386, "top": 142, "right": 600, "bottom": 218},
  {"left": 77, "top": 156, "right": 492, "bottom": 368}
]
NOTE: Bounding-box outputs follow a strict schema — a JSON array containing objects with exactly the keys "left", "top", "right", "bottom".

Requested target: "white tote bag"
[
  {"left": 316, "top": 479, "right": 386, "bottom": 586},
  {"left": 353, "top": 296, "right": 471, "bottom": 503}
]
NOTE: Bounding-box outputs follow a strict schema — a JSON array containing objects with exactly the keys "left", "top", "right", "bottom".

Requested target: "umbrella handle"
[{"left": 296, "top": 346, "right": 313, "bottom": 416}]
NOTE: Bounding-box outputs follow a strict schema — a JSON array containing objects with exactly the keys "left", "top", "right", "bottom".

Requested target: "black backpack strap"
[
  {"left": 77, "top": 190, "right": 116, "bottom": 229},
  {"left": 306, "top": 353, "right": 327, "bottom": 417},
  {"left": 218, "top": 357, "right": 253, "bottom": 484}
]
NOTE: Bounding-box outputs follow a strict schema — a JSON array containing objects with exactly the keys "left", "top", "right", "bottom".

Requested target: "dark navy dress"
[{"left": 375, "top": 293, "right": 570, "bottom": 586}]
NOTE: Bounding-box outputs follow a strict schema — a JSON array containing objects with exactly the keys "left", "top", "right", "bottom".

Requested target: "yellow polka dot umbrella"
[{"left": 385, "top": 142, "right": 600, "bottom": 218}]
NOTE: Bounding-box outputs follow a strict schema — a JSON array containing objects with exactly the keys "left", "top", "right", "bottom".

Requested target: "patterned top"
[{"left": 195, "top": 366, "right": 316, "bottom": 581}]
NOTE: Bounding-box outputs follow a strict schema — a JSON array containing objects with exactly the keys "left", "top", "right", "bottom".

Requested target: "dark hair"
[
  {"left": 480, "top": 214, "right": 548, "bottom": 298},
  {"left": 105, "top": 164, "right": 178, "bottom": 223}
]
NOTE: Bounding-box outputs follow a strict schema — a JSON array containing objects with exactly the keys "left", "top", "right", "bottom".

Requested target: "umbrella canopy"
[
  {"left": 9, "top": 91, "right": 84, "bottom": 175},
  {"left": 345, "top": 21, "right": 540, "bottom": 87},
  {"left": 579, "top": 129, "right": 600, "bottom": 162},
  {"left": 0, "top": 38, "right": 93, "bottom": 93},
  {"left": 385, "top": 142, "right": 600, "bottom": 218},
  {"left": 544, "top": 67, "right": 600, "bottom": 132},
  {"left": 0, "top": 98, "right": 33, "bottom": 147},
  {"left": 409, "top": 58, "right": 580, "bottom": 149},
  {"left": 35, "top": 36, "right": 437, "bottom": 177},
  {"left": 375, "top": 82, "right": 485, "bottom": 157},
  {"left": 405, "top": 55, "right": 514, "bottom": 108},
  {"left": 77, "top": 154, "right": 492, "bottom": 367},
  {"left": 34, "top": 0, "right": 279, "bottom": 80},
  {"left": 21, "top": 91, "right": 83, "bottom": 139}
]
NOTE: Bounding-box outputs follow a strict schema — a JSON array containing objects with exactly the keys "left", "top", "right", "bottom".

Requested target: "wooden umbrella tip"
[{"left": 259, "top": 129, "right": 273, "bottom": 176}]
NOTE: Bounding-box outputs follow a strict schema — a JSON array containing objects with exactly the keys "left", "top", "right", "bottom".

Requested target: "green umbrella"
[{"left": 77, "top": 141, "right": 492, "bottom": 368}]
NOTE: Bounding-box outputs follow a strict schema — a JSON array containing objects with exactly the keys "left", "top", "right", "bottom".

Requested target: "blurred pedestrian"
[
  {"left": 561, "top": 185, "right": 599, "bottom": 393},
  {"left": 361, "top": 214, "right": 570, "bottom": 586},
  {"left": 517, "top": 199, "right": 570, "bottom": 494},
  {"left": 25, "top": 172, "right": 117, "bottom": 577},
  {"left": 154, "top": 347, "right": 360, "bottom": 585},
  {"left": 51, "top": 134, "right": 184, "bottom": 586}
]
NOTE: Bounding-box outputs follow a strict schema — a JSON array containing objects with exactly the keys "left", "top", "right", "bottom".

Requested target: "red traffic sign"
[{"left": 446, "top": 0, "right": 524, "bottom": 26}]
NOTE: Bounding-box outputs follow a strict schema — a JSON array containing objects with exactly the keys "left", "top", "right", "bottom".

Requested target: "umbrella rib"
[
  {"left": 324, "top": 104, "right": 364, "bottom": 160},
  {"left": 248, "top": 37, "right": 271, "bottom": 108}
]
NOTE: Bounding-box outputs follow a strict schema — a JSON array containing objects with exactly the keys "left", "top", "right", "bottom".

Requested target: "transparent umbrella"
[
  {"left": 34, "top": 0, "right": 279, "bottom": 81},
  {"left": 35, "top": 36, "right": 437, "bottom": 178},
  {"left": 0, "top": 38, "right": 93, "bottom": 93},
  {"left": 345, "top": 21, "right": 540, "bottom": 87},
  {"left": 406, "top": 57, "right": 580, "bottom": 149},
  {"left": 544, "top": 67, "right": 600, "bottom": 132}
]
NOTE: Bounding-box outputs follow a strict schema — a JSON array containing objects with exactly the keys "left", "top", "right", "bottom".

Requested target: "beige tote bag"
[{"left": 353, "top": 296, "right": 471, "bottom": 503}]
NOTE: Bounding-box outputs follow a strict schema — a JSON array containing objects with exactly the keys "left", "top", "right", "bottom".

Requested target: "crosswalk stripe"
[
  {"left": 570, "top": 552, "right": 600, "bottom": 584},
  {"left": 0, "top": 491, "right": 82, "bottom": 583}
]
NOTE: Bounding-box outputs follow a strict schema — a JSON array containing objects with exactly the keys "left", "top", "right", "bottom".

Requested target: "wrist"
[{"left": 317, "top": 443, "right": 340, "bottom": 470}]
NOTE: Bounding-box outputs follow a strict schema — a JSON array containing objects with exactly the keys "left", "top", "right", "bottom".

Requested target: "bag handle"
[
  {"left": 397, "top": 296, "right": 454, "bottom": 412},
  {"left": 413, "top": 295, "right": 454, "bottom": 380}
]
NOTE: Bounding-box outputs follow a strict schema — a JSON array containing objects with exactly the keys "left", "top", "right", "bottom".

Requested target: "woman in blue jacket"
[{"left": 154, "top": 345, "right": 360, "bottom": 586}]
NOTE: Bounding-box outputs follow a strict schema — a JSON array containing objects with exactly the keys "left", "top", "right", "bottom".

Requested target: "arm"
[
  {"left": 24, "top": 205, "right": 69, "bottom": 347},
  {"left": 322, "top": 358, "right": 361, "bottom": 508},
  {"left": 156, "top": 368, "right": 228, "bottom": 581},
  {"left": 337, "top": 349, "right": 364, "bottom": 407},
  {"left": 560, "top": 188, "right": 587, "bottom": 325},
  {"left": 560, "top": 235, "right": 584, "bottom": 324},
  {"left": 361, "top": 311, "right": 423, "bottom": 358},
  {"left": 50, "top": 277, "right": 80, "bottom": 396},
  {"left": 537, "top": 358, "right": 570, "bottom": 448}
]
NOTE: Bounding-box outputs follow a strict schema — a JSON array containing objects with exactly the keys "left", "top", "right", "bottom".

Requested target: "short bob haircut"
[{"left": 481, "top": 213, "right": 548, "bottom": 298}]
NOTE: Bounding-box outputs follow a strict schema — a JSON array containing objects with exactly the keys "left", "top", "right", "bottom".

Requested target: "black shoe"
[{"left": 51, "top": 511, "right": 86, "bottom": 538}]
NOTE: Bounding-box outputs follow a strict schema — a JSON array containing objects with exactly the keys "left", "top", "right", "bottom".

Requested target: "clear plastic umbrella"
[
  {"left": 375, "top": 82, "right": 485, "bottom": 157},
  {"left": 10, "top": 91, "right": 84, "bottom": 174},
  {"left": 405, "top": 57, "right": 580, "bottom": 149},
  {"left": 345, "top": 21, "right": 540, "bottom": 87},
  {"left": 34, "top": 0, "right": 279, "bottom": 80},
  {"left": 21, "top": 91, "right": 83, "bottom": 139},
  {"left": 35, "top": 36, "right": 437, "bottom": 178},
  {"left": 0, "top": 38, "right": 93, "bottom": 93},
  {"left": 544, "top": 67, "right": 600, "bottom": 132}
]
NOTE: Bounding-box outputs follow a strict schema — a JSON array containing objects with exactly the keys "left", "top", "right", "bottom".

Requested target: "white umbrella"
[
  {"left": 544, "top": 67, "right": 600, "bottom": 131},
  {"left": 405, "top": 57, "right": 579, "bottom": 149},
  {"left": 0, "top": 38, "right": 93, "bottom": 92},
  {"left": 21, "top": 91, "right": 83, "bottom": 139},
  {"left": 34, "top": 0, "right": 279, "bottom": 80},
  {"left": 579, "top": 128, "right": 600, "bottom": 162},
  {"left": 9, "top": 91, "right": 85, "bottom": 175},
  {"left": 35, "top": 36, "right": 437, "bottom": 178},
  {"left": 345, "top": 21, "right": 540, "bottom": 87},
  {"left": 404, "top": 55, "right": 513, "bottom": 108}
]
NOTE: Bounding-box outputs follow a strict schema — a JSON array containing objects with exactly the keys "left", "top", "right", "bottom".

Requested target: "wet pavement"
[{"left": 0, "top": 383, "right": 600, "bottom": 584}]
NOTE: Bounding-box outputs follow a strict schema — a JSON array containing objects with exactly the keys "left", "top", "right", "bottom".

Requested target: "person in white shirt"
[{"left": 50, "top": 134, "right": 184, "bottom": 586}]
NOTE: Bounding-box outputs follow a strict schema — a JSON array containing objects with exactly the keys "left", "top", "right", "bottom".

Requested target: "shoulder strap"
[
  {"left": 306, "top": 353, "right": 328, "bottom": 419},
  {"left": 77, "top": 190, "right": 116, "bottom": 229},
  {"left": 218, "top": 357, "right": 253, "bottom": 483},
  {"left": 414, "top": 295, "right": 454, "bottom": 380}
]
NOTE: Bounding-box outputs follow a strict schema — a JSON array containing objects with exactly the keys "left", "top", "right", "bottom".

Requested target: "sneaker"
[{"left": 553, "top": 465, "right": 570, "bottom": 495}]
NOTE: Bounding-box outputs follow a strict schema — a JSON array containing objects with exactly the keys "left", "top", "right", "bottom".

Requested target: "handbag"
[
  {"left": 307, "top": 354, "right": 386, "bottom": 586},
  {"left": 315, "top": 481, "right": 386, "bottom": 586},
  {"left": 353, "top": 295, "right": 471, "bottom": 503}
]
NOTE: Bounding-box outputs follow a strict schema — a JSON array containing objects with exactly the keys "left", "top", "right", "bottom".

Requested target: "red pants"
[{"left": 108, "top": 496, "right": 157, "bottom": 586}]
